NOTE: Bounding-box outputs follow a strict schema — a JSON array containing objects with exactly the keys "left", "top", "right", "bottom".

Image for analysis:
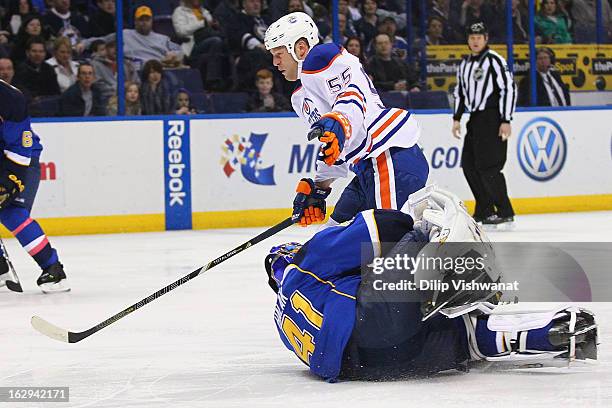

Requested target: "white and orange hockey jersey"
[{"left": 291, "top": 43, "right": 421, "bottom": 182}]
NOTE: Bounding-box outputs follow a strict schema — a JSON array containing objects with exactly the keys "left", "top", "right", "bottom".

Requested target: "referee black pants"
[{"left": 461, "top": 109, "right": 514, "bottom": 219}]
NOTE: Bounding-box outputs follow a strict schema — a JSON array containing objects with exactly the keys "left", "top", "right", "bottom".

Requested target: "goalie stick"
[
  {"left": 31, "top": 217, "right": 295, "bottom": 343},
  {"left": 0, "top": 237, "right": 23, "bottom": 292}
]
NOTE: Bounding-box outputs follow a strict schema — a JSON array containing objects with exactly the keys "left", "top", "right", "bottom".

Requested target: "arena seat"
[
  {"left": 407, "top": 91, "right": 450, "bottom": 109},
  {"left": 379, "top": 91, "right": 409, "bottom": 109},
  {"left": 189, "top": 92, "right": 208, "bottom": 113},
  {"left": 29, "top": 96, "right": 60, "bottom": 117},
  {"left": 164, "top": 68, "right": 204, "bottom": 93},
  {"left": 208, "top": 93, "right": 249, "bottom": 113}
]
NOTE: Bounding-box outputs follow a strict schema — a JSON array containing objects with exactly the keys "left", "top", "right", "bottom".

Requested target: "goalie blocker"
[{"left": 266, "top": 186, "right": 598, "bottom": 381}]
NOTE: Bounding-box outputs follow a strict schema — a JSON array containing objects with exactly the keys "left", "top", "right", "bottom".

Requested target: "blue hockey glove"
[{"left": 292, "top": 178, "right": 331, "bottom": 226}]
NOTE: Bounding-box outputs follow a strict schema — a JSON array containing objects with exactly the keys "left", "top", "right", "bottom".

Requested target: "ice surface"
[{"left": 1, "top": 211, "right": 612, "bottom": 407}]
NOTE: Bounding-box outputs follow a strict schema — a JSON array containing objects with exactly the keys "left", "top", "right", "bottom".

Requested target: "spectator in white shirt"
[{"left": 46, "top": 36, "right": 79, "bottom": 92}]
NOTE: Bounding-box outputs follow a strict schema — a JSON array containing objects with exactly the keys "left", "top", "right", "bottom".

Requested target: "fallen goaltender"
[{"left": 265, "top": 186, "right": 598, "bottom": 381}]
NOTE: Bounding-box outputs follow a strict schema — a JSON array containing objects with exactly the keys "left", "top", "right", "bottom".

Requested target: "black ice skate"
[
  {"left": 482, "top": 215, "right": 515, "bottom": 231},
  {"left": 549, "top": 309, "right": 598, "bottom": 363},
  {"left": 37, "top": 262, "right": 70, "bottom": 293}
]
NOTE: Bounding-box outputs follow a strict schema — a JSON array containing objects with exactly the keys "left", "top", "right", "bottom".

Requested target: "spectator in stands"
[
  {"left": 0, "top": 56, "right": 14, "bottom": 83},
  {"left": 175, "top": 88, "right": 198, "bottom": 115},
  {"left": 247, "top": 68, "right": 291, "bottom": 112},
  {"left": 89, "top": 0, "right": 115, "bottom": 37},
  {"left": 490, "top": 0, "right": 528, "bottom": 43},
  {"left": 81, "top": 6, "right": 183, "bottom": 70},
  {"left": 2, "top": 0, "right": 35, "bottom": 35},
  {"left": 534, "top": 0, "right": 572, "bottom": 43},
  {"left": 42, "top": 0, "right": 89, "bottom": 45},
  {"left": 59, "top": 62, "right": 105, "bottom": 116},
  {"left": 140, "top": 59, "right": 172, "bottom": 115},
  {"left": 347, "top": 0, "right": 362, "bottom": 22},
  {"left": 230, "top": 0, "right": 273, "bottom": 91},
  {"left": 571, "top": 0, "right": 612, "bottom": 43},
  {"left": 13, "top": 36, "right": 60, "bottom": 97},
  {"left": 367, "top": 33, "right": 421, "bottom": 92},
  {"left": 338, "top": 0, "right": 357, "bottom": 36},
  {"left": 91, "top": 39, "right": 139, "bottom": 103},
  {"left": 325, "top": 12, "right": 357, "bottom": 45},
  {"left": 0, "top": 27, "right": 8, "bottom": 59},
  {"left": 344, "top": 36, "right": 367, "bottom": 65},
  {"left": 106, "top": 80, "right": 141, "bottom": 116},
  {"left": 518, "top": 47, "right": 570, "bottom": 107},
  {"left": 355, "top": 0, "right": 380, "bottom": 47},
  {"left": 46, "top": 36, "right": 78, "bottom": 92},
  {"left": 458, "top": 0, "right": 495, "bottom": 35},
  {"left": 376, "top": 16, "right": 409, "bottom": 59},
  {"left": 172, "top": 0, "right": 228, "bottom": 90},
  {"left": 89, "top": 39, "right": 105, "bottom": 58},
  {"left": 424, "top": 16, "right": 448, "bottom": 45},
  {"left": 10, "top": 14, "right": 48, "bottom": 64}
]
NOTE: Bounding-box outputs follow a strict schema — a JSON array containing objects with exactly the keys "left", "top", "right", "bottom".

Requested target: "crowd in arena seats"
[{"left": 0, "top": 0, "right": 609, "bottom": 117}]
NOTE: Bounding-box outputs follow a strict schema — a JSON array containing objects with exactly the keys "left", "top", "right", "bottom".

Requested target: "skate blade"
[
  {"left": 482, "top": 222, "right": 516, "bottom": 232},
  {"left": 39, "top": 279, "right": 71, "bottom": 294}
]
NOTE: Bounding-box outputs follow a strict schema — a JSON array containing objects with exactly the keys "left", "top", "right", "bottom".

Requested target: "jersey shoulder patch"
[{"left": 302, "top": 43, "right": 343, "bottom": 74}]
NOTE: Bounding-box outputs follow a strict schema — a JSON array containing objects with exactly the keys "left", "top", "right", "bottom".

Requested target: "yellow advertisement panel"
[{"left": 425, "top": 44, "right": 612, "bottom": 92}]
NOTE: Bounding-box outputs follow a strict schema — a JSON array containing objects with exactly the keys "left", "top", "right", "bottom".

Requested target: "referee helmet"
[{"left": 466, "top": 21, "right": 488, "bottom": 36}]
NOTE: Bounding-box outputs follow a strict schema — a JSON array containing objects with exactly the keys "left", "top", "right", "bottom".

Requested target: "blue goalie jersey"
[{"left": 273, "top": 209, "right": 414, "bottom": 380}]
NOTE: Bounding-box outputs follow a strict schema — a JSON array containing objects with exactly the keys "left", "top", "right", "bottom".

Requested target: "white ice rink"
[{"left": 1, "top": 211, "right": 612, "bottom": 408}]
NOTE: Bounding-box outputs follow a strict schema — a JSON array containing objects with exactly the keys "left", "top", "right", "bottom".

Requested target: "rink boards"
[{"left": 13, "top": 107, "right": 612, "bottom": 235}]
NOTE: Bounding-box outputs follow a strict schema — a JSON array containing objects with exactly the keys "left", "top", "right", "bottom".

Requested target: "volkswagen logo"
[{"left": 517, "top": 117, "right": 567, "bottom": 181}]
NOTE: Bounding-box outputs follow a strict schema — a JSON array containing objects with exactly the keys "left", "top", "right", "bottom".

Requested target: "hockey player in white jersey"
[{"left": 264, "top": 12, "right": 429, "bottom": 227}]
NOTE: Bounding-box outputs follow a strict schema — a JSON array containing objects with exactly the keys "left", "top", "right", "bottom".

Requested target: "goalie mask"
[
  {"left": 403, "top": 186, "right": 501, "bottom": 320},
  {"left": 264, "top": 242, "right": 302, "bottom": 293}
]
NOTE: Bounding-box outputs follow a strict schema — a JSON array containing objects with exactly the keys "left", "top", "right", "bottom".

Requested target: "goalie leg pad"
[{"left": 461, "top": 303, "right": 598, "bottom": 365}]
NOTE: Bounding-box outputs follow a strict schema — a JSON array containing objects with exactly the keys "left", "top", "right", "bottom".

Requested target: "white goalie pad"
[{"left": 460, "top": 302, "right": 598, "bottom": 365}]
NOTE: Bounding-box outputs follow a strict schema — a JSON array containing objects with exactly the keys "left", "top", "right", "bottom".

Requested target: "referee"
[{"left": 451, "top": 22, "right": 516, "bottom": 228}]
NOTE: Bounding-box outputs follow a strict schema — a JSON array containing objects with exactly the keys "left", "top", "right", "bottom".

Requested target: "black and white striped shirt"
[{"left": 453, "top": 47, "right": 517, "bottom": 122}]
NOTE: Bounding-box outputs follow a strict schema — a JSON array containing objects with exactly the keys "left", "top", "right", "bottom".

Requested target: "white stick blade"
[{"left": 31, "top": 316, "right": 69, "bottom": 343}]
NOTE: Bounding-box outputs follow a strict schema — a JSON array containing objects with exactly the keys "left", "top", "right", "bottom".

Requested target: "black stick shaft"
[{"left": 69, "top": 217, "right": 294, "bottom": 342}]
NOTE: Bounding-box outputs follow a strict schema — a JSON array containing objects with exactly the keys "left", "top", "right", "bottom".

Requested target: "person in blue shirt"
[
  {"left": 0, "top": 79, "right": 69, "bottom": 293},
  {"left": 266, "top": 187, "right": 598, "bottom": 381}
]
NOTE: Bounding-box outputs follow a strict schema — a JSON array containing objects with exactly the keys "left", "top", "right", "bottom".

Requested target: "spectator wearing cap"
[
  {"left": 518, "top": 47, "right": 570, "bottom": 107},
  {"left": 89, "top": 0, "right": 116, "bottom": 37},
  {"left": 90, "top": 39, "right": 139, "bottom": 103},
  {"left": 367, "top": 33, "right": 421, "bottom": 92},
  {"left": 59, "top": 62, "right": 105, "bottom": 116},
  {"left": 534, "top": 0, "right": 572, "bottom": 44},
  {"left": 140, "top": 59, "right": 173, "bottom": 115},
  {"left": 46, "top": 36, "right": 79, "bottom": 92},
  {"left": 247, "top": 68, "right": 291, "bottom": 112},
  {"left": 375, "top": 16, "right": 409, "bottom": 59},
  {"left": 80, "top": 6, "right": 183, "bottom": 70},
  {"left": 13, "top": 36, "right": 60, "bottom": 97},
  {"left": 42, "top": 0, "right": 89, "bottom": 45}
]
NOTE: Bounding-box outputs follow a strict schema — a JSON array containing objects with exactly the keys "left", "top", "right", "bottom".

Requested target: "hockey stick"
[
  {"left": 0, "top": 237, "right": 23, "bottom": 292},
  {"left": 31, "top": 217, "right": 295, "bottom": 343}
]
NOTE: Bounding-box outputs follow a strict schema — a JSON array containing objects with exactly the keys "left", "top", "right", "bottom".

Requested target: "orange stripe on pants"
[{"left": 376, "top": 153, "right": 392, "bottom": 209}]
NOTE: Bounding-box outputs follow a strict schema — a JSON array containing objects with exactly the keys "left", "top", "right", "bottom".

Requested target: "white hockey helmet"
[{"left": 264, "top": 12, "right": 319, "bottom": 62}]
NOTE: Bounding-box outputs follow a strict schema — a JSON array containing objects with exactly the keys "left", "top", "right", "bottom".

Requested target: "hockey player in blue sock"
[
  {"left": 265, "top": 186, "right": 597, "bottom": 381},
  {"left": 0, "top": 79, "right": 69, "bottom": 293}
]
